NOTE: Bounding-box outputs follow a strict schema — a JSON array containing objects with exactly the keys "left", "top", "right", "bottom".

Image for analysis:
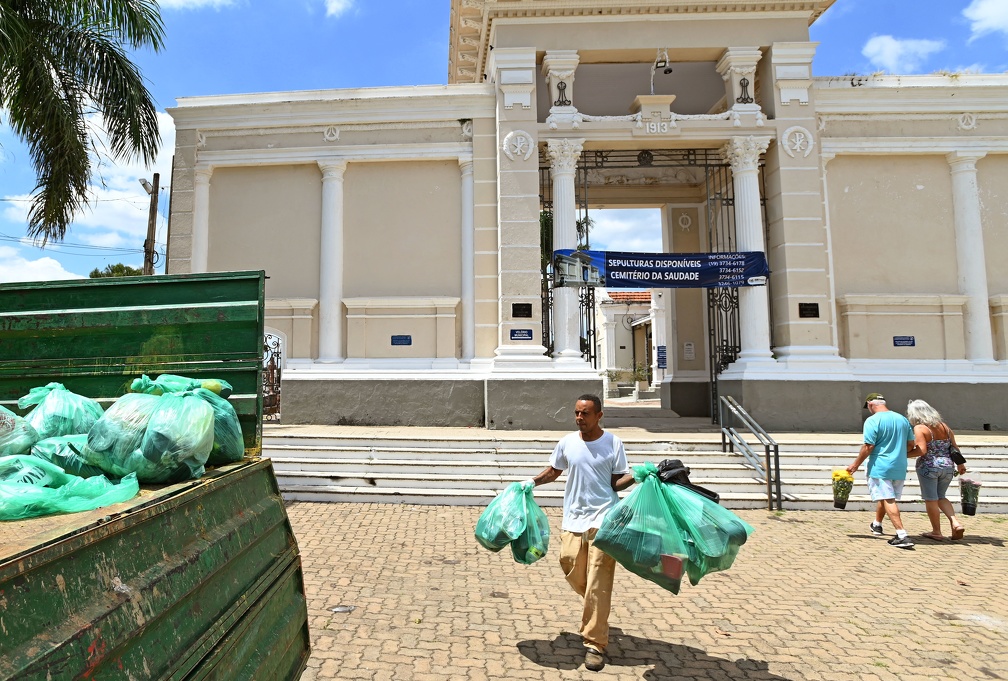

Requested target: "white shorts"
[{"left": 867, "top": 477, "right": 904, "bottom": 502}]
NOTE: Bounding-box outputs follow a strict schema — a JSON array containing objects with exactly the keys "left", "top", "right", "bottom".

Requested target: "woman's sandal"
[
  {"left": 951, "top": 526, "right": 965, "bottom": 540},
  {"left": 920, "top": 532, "right": 947, "bottom": 541}
]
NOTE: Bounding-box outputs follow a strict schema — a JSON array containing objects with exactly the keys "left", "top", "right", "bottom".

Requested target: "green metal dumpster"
[{"left": 0, "top": 271, "right": 310, "bottom": 680}]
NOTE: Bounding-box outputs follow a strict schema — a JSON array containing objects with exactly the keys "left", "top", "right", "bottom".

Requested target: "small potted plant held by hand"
[
  {"left": 832, "top": 469, "right": 854, "bottom": 509},
  {"left": 959, "top": 473, "right": 982, "bottom": 516}
]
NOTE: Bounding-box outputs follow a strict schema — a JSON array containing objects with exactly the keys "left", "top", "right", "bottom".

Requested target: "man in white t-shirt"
[{"left": 525, "top": 394, "right": 634, "bottom": 672}]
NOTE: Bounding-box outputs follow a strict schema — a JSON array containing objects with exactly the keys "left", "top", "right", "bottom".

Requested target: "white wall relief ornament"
[
  {"left": 502, "top": 130, "right": 535, "bottom": 161},
  {"left": 461, "top": 120, "right": 473, "bottom": 141},
  {"left": 958, "top": 113, "right": 978, "bottom": 131},
  {"left": 323, "top": 126, "right": 340, "bottom": 142},
  {"left": 781, "top": 126, "right": 814, "bottom": 158}
]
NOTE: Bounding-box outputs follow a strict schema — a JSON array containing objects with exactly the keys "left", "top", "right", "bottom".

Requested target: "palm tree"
[{"left": 0, "top": 0, "right": 164, "bottom": 244}]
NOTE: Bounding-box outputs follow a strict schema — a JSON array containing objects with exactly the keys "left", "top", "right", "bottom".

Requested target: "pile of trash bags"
[
  {"left": 475, "top": 481, "right": 551, "bottom": 565},
  {"left": 0, "top": 375, "right": 245, "bottom": 520},
  {"left": 594, "top": 461, "right": 753, "bottom": 594}
]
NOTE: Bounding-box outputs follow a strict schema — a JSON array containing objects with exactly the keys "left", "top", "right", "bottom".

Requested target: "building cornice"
[
  {"left": 168, "top": 84, "right": 495, "bottom": 130},
  {"left": 814, "top": 75, "right": 1008, "bottom": 115},
  {"left": 822, "top": 137, "right": 1008, "bottom": 157},
  {"left": 195, "top": 143, "right": 474, "bottom": 169},
  {"left": 448, "top": 0, "right": 836, "bottom": 84}
]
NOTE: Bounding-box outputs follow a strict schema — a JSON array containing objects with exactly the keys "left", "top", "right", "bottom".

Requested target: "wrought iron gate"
[
  {"left": 538, "top": 147, "right": 769, "bottom": 409},
  {"left": 705, "top": 162, "right": 771, "bottom": 420},
  {"left": 263, "top": 332, "right": 282, "bottom": 422}
]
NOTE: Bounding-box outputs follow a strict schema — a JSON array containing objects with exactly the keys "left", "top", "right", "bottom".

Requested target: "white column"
[
  {"left": 650, "top": 289, "right": 667, "bottom": 384},
  {"left": 459, "top": 156, "right": 475, "bottom": 361},
  {"left": 723, "top": 136, "right": 774, "bottom": 364},
  {"left": 318, "top": 160, "right": 347, "bottom": 362},
  {"left": 948, "top": 151, "right": 995, "bottom": 363},
  {"left": 191, "top": 166, "right": 212, "bottom": 273},
  {"left": 546, "top": 138, "right": 585, "bottom": 362}
]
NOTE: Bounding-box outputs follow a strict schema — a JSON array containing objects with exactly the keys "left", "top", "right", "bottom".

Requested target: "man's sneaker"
[
  {"left": 887, "top": 534, "right": 914, "bottom": 549},
  {"left": 870, "top": 522, "right": 884, "bottom": 536},
  {"left": 585, "top": 648, "right": 605, "bottom": 672}
]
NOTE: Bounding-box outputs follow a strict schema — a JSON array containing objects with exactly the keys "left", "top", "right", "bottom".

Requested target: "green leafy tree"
[
  {"left": 89, "top": 262, "right": 143, "bottom": 278},
  {"left": 0, "top": 0, "right": 165, "bottom": 244}
]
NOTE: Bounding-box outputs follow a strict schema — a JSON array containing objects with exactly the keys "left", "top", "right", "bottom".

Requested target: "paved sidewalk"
[{"left": 290, "top": 502, "right": 1007, "bottom": 681}]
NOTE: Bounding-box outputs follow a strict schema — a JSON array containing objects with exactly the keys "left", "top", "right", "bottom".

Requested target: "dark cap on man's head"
[{"left": 863, "top": 392, "right": 884, "bottom": 408}]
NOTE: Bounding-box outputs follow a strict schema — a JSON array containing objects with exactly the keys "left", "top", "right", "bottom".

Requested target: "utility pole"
[{"left": 140, "top": 173, "right": 160, "bottom": 275}]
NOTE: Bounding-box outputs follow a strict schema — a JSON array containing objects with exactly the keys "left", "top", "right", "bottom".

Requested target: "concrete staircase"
[{"left": 264, "top": 427, "right": 1008, "bottom": 513}]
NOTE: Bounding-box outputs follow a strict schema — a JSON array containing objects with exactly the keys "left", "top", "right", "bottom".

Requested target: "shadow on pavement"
[
  {"left": 517, "top": 629, "right": 794, "bottom": 679},
  {"left": 846, "top": 532, "right": 1004, "bottom": 547}
]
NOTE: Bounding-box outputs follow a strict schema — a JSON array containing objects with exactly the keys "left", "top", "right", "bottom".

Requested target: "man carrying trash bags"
[{"left": 475, "top": 394, "right": 754, "bottom": 673}]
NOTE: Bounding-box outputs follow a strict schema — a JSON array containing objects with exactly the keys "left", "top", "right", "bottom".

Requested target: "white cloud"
[
  {"left": 588, "top": 209, "right": 663, "bottom": 253},
  {"left": 861, "top": 35, "right": 946, "bottom": 74},
  {"left": 325, "top": 0, "right": 354, "bottom": 17},
  {"left": 0, "top": 245, "right": 84, "bottom": 283},
  {"left": 964, "top": 0, "right": 1008, "bottom": 42},
  {"left": 157, "top": 0, "right": 236, "bottom": 9}
]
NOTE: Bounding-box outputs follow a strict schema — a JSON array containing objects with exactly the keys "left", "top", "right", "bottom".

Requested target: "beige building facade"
[{"left": 166, "top": 0, "right": 1008, "bottom": 431}]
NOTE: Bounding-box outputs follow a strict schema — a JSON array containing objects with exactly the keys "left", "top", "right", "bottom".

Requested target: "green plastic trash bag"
[
  {"left": 0, "top": 454, "right": 139, "bottom": 521},
  {"left": 595, "top": 463, "right": 692, "bottom": 594},
  {"left": 83, "top": 393, "right": 160, "bottom": 476},
  {"left": 191, "top": 387, "right": 245, "bottom": 465},
  {"left": 662, "top": 481, "right": 753, "bottom": 587},
  {"left": 0, "top": 405, "right": 39, "bottom": 456},
  {"left": 17, "top": 382, "right": 104, "bottom": 439},
  {"left": 475, "top": 481, "right": 529, "bottom": 552},
  {"left": 0, "top": 455, "right": 72, "bottom": 487},
  {"left": 510, "top": 485, "right": 550, "bottom": 565},
  {"left": 85, "top": 392, "right": 214, "bottom": 484},
  {"left": 130, "top": 373, "right": 233, "bottom": 399},
  {"left": 31, "top": 434, "right": 106, "bottom": 478},
  {"left": 139, "top": 391, "right": 214, "bottom": 481}
]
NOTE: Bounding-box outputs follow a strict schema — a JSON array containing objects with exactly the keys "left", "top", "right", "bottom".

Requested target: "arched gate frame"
[{"left": 538, "top": 148, "right": 771, "bottom": 415}]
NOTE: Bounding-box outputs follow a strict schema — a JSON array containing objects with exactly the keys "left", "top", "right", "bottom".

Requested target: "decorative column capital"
[
  {"left": 947, "top": 150, "right": 987, "bottom": 173},
  {"left": 318, "top": 159, "right": 348, "bottom": 180},
  {"left": 194, "top": 165, "right": 214, "bottom": 184},
  {"left": 459, "top": 155, "right": 474, "bottom": 174},
  {"left": 546, "top": 138, "right": 584, "bottom": 174},
  {"left": 721, "top": 136, "right": 772, "bottom": 173}
]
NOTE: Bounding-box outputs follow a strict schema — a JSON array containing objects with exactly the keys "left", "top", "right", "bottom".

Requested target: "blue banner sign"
[
  {"left": 656, "top": 345, "right": 667, "bottom": 369},
  {"left": 510, "top": 329, "right": 534, "bottom": 341},
  {"left": 391, "top": 335, "right": 412, "bottom": 346},
  {"left": 553, "top": 249, "right": 769, "bottom": 289},
  {"left": 893, "top": 336, "right": 915, "bottom": 347}
]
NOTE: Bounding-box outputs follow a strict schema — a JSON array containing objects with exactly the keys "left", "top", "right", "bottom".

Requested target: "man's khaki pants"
[{"left": 559, "top": 528, "right": 617, "bottom": 653}]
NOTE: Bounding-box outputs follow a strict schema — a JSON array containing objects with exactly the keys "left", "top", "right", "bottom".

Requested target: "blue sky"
[{"left": 1, "top": 0, "right": 1007, "bottom": 282}]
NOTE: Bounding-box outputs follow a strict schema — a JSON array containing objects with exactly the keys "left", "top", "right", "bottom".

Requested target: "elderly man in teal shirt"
[{"left": 847, "top": 392, "right": 916, "bottom": 549}]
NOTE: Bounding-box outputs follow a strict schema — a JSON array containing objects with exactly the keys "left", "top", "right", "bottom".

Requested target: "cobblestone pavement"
[{"left": 290, "top": 502, "right": 1007, "bottom": 681}]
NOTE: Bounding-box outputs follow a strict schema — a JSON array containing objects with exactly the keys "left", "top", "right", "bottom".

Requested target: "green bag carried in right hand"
[
  {"left": 475, "top": 482, "right": 528, "bottom": 552},
  {"left": 509, "top": 486, "right": 550, "bottom": 565}
]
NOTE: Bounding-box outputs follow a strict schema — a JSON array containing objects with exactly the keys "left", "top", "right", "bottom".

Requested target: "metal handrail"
[{"left": 719, "top": 395, "right": 782, "bottom": 510}]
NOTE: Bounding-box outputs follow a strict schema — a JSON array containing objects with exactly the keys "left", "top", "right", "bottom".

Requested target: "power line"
[{"left": 0, "top": 232, "right": 147, "bottom": 255}]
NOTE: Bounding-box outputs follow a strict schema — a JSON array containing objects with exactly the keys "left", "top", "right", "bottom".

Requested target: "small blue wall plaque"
[
  {"left": 893, "top": 336, "right": 915, "bottom": 347},
  {"left": 391, "top": 335, "right": 412, "bottom": 346},
  {"left": 510, "top": 329, "right": 534, "bottom": 341},
  {"left": 656, "top": 345, "right": 667, "bottom": 369}
]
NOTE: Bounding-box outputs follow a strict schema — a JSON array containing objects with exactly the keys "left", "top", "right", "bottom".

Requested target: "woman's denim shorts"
[{"left": 917, "top": 467, "right": 954, "bottom": 501}]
